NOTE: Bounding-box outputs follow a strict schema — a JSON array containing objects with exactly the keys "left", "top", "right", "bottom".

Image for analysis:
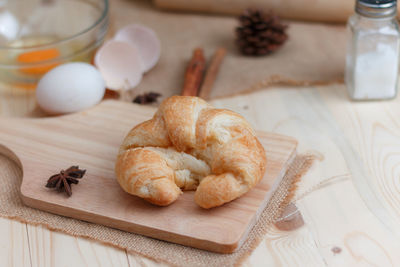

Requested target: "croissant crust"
[{"left": 115, "top": 96, "right": 266, "bottom": 208}]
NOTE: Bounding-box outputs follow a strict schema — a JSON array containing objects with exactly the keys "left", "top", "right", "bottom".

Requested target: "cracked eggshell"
[
  {"left": 94, "top": 40, "right": 143, "bottom": 91},
  {"left": 36, "top": 63, "right": 105, "bottom": 115},
  {"left": 114, "top": 24, "right": 161, "bottom": 72}
]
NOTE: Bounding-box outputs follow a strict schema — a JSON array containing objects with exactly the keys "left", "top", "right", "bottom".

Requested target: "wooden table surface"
[
  {"left": 2, "top": 0, "right": 400, "bottom": 265},
  {"left": 2, "top": 84, "right": 400, "bottom": 266}
]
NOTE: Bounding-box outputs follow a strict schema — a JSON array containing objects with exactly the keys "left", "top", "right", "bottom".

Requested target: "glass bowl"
[{"left": 0, "top": 0, "right": 109, "bottom": 92}]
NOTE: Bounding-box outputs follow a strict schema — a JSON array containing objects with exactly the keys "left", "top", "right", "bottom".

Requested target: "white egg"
[
  {"left": 114, "top": 24, "right": 161, "bottom": 72},
  {"left": 36, "top": 63, "right": 106, "bottom": 115}
]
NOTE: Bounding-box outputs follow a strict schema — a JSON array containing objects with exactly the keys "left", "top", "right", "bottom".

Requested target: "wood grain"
[
  {"left": 26, "top": 224, "right": 129, "bottom": 267},
  {"left": 215, "top": 86, "right": 400, "bottom": 266},
  {"left": 0, "top": 217, "right": 31, "bottom": 267},
  {"left": 3, "top": 73, "right": 400, "bottom": 265},
  {"left": 153, "top": 0, "right": 354, "bottom": 23},
  {"left": 318, "top": 87, "right": 400, "bottom": 233},
  {"left": 5, "top": 0, "right": 399, "bottom": 265},
  {"left": 245, "top": 226, "right": 325, "bottom": 266},
  {"left": 0, "top": 100, "right": 297, "bottom": 254}
]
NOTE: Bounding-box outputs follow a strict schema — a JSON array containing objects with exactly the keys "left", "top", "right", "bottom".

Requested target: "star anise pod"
[
  {"left": 45, "top": 166, "right": 86, "bottom": 197},
  {"left": 133, "top": 92, "right": 162, "bottom": 104}
]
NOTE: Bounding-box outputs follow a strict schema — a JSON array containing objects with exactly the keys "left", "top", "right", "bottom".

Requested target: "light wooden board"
[
  {"left": 0, "top": 100, "right": 297, "bottom": 253},
  {"left": 25, "top": 223, "right": 130, "bottom": 267},
  {"left": 3, "top": 85, "right": 400, "bottom": 266},
  {"left": 214, "top": 86, "right": 400, "bottom": 266},
  {"left": 0, "top": 217, "right": 31, "bottom": 267}
]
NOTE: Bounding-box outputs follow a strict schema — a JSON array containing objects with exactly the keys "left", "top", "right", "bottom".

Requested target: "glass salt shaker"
[{"left": 345, "top": 0, "right": 400, "bottom": 100}]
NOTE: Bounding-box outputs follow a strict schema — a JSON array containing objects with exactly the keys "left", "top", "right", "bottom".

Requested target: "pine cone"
[{"left": 236, "top": 9, "right": 288, "bottom": 56}]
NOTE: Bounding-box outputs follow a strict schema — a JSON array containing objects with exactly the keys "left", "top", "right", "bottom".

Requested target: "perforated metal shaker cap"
[{"left": 356, "top": 0, "right": 397, "bottom": 18}]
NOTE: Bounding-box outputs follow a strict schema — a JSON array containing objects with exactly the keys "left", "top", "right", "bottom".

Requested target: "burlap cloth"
[
  {"left": 112, "top": 0, "right": 346, "bottom": 100},
  {"left": 0, "top": 152, "right": 314, "bottom": 266}
]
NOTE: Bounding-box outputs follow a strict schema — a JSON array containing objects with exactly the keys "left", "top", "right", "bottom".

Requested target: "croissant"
[{"left": 115, "top": 96, "right": 266, "bottom": 208}]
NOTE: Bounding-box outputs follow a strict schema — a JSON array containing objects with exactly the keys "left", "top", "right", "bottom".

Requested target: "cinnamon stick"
[
  {"left": 181, "top": 48, "right": 206, "bottom": 96},
  {"left": 198, "top": 48, "right": 226, "bottom": 100}
]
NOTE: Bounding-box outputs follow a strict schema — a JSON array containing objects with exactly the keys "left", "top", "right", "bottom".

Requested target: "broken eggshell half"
[
  {"left": 114, "top": 24, "right": 161, "bottom": 73},
  {"left": 94, "top": 40, "right": 143, "bottom": 91}
]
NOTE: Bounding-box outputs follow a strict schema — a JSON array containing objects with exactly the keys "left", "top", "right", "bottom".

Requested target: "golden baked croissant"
[{"left": 115, "top": 96, "right": 266, "bottom": 208}]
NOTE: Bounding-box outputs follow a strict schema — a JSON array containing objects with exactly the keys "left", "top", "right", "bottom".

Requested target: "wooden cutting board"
[{"left": 0, "top": 100, "right": 297, "bottom": 253}]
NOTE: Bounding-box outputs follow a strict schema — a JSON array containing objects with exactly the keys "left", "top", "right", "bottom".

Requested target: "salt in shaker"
[{"left": 345, "top": 0, "right": 400, "bottom": 100}]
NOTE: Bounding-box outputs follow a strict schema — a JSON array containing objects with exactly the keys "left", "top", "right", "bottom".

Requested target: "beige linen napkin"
[{"left": 111, "top": 0, "right": 346, "bottom": 99}]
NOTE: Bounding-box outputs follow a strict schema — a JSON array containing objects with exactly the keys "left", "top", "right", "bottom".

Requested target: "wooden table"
[{"left": 2, "top": 84, "right": 400, "bottom": 266}]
